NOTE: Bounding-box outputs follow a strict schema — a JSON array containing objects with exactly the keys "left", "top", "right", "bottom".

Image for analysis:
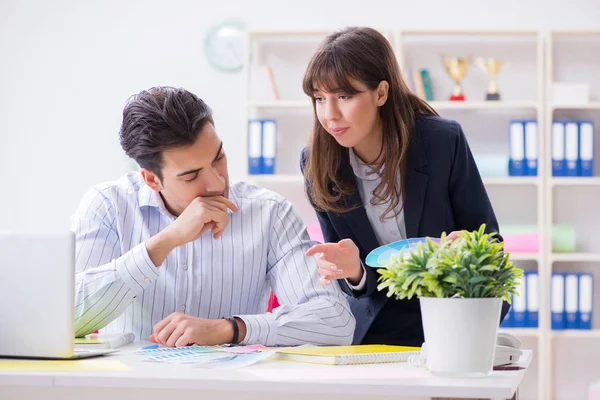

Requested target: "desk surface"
[{"left": 0, "top": 343, "right": 531, "bottom": 400}]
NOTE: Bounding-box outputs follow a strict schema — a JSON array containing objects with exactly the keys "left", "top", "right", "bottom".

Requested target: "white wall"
[{"left": 1, "top": 0, "right": 600, "bottom": 231}]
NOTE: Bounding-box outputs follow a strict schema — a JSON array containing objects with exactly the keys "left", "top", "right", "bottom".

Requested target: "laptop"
[{"left": 0, "top": 231, "right": 117, "bottom": 359}]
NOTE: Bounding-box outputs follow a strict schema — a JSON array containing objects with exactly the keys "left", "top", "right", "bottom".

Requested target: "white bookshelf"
[
  {"left": 545, "top": 31, "right": 600, "bottom": 400},
  {"left": 395, "top": 30, "right": 546, "bottom": 400},
  {"left": 244, "top": 29, "right": 600, "bottom": 400}
]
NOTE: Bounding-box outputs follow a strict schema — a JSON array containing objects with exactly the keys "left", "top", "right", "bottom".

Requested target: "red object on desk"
[{"left": 267, "top": 292, "right": 279, "bottom": 312}]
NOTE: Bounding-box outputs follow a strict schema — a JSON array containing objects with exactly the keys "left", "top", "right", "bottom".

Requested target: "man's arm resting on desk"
[
  {"left": 235, "top": 199, "right": 355, "bottom": 347},
  {"left": 151, "top": 313, "right": 248, "bottom": 347}
]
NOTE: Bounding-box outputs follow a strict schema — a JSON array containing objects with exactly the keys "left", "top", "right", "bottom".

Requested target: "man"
[{"left": 73, "top": 87, "right": 355, "bottom": 347}]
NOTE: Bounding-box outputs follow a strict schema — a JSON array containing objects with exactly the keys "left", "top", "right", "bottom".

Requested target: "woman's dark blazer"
[{"left": 301, "top": 115, "right": 510, "bottom": 345}]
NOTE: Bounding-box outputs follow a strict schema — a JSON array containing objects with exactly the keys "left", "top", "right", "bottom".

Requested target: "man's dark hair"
[{"left": 119, "top": 86, "right": 214, "bottom": 181}]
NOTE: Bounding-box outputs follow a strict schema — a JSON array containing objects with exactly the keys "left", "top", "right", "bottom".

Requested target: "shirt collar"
[
  {"left": 138, "top": 182, "right": 178, "bottom": 220},
  {"left": 348, "top": 148, "right": 381, "bottom": 182}
]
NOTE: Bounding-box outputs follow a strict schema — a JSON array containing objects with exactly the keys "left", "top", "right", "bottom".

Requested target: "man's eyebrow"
[
  {"left": 212, "top": 142, "right": 224, "bottom": 163},
  {"left": 175, "top": 142, "right": 223, "bottom": 177},
  {"left": 176, "top": 167, "right": 201, "bottom": 177}
]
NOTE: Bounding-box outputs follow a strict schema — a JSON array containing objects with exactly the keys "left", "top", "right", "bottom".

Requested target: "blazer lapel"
[
  {"left": 404, "top": 126, "right": 429, "bottom": 238},
  {"left": 404, "top": 170, "right": 428, "bottom": 238}
]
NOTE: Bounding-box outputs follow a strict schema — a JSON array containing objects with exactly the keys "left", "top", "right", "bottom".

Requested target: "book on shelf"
[
  {"left": 247, "top": 119, "right": 277, "bottom": 175},
  {"left": 411, "top": 69, "right": 426, "bottom": 100},
  {"left": 420, "top": 69, "right": 433, "bottom": 101},
  {"left": 552, "top": 120, "right": 595, "bottom": 177},
  {"left": 408, "top": 69, "right": 433, "bottom": 101}
]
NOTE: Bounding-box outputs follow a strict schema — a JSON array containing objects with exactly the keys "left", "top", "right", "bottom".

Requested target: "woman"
[{"left": 300, "top": 27, "right": 508, "bottom": 346}]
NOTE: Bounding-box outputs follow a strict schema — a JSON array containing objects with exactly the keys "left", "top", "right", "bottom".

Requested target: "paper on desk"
[
  {"left": 0, "top": 359, "right": 130, "bottom": 372},
  {"left": 220, "top": 344, "right": 268, "bottom": 354},
  {"left": 194, "top": 351, "right": 276, "bottom": 369}
]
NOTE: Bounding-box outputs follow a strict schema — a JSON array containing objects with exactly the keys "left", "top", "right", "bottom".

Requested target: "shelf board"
[
  {"left": 401, "top": 30, "right": 539, "bottom": 37},
  {"left": 551, "top": 253, "right": 600, "bottom": 263},
  {"left": 249, "top": 100, "right": 312, "bottom": 109},
  {"left": 249, "top": 100, "right": 541, "bottom": 111},
  {"left": 248, "top": 174, "right": 303, "bottom": 183},
  {"left": 252, "top": 175, "right": 541, "bottom": 187},
  {"left": 551, "top": 330, "right": 600, "bottom": 339},
  {"left": 499, "top": 328, "right": 539, "bottom": 337},
  {"left": 510, "top": 253, "right": 540, "bottom": 262},
  {"left": 428, "top": 101, "right": 538, "bottom": 110},
  {"left": 552, "top": 30, "right": 600, "bottom": 36},
  {"left": 552, "top": 102, "right": 600, "bottom": 110},
  {"left": 551, "top": 177, "right": 600, "bottom": 186},
  {"left": 483, "top": 177, "right": 539, "bottom": 186}
]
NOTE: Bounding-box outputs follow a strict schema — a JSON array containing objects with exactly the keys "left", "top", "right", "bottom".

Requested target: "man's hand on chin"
[{"left": 150, "top": 313, "right": 247, "bottom": 347}]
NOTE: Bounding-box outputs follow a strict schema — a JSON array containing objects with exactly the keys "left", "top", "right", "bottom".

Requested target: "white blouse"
[{"left": 346, "top": 148, "right": 407, "bottom": 290}]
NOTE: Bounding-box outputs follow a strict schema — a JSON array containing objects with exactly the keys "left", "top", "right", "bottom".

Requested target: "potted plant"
[{"left": 377, "top": 224, "right": 523, "bottom": 377}]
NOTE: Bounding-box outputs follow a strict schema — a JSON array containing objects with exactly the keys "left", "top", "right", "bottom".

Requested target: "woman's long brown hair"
[{"left": 302, "top": 27, "right": 438, "bottom": 218}]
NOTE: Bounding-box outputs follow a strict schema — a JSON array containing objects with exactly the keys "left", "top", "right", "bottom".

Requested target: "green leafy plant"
[{"left": 377, "top": 224, "right": 523, "bottom": 302}]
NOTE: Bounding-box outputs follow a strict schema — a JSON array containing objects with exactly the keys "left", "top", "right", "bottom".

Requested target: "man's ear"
[
  {"left": 141, "top": 168, "right": 163, "bottom": 192},
  {"left": 376, "top": 80, "right": 389, "bottom": 107}
]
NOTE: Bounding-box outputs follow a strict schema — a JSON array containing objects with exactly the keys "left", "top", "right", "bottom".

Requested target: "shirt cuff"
[
  {"left": 235, "top": 314, "right": 278, "bottom": 346},
  {"left": 115, "top": 242, "right": 160, "bottom": 296},
  {"left": 345, "top": 261, "right": 367, "bottom": 291}
]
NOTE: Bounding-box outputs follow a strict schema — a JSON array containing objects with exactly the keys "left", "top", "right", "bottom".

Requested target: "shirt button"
[
  {"left": 180, "top": 305, "right": 186, "bottom": 312},
  {"left": 391, "top": 230, "right": 398, "bottom": 236},
  {"left": 183, "top": 264, "right": 188, "bottom": 270},
  {"left": 144, "top": 276, "right": 151, "bottom": 283}
]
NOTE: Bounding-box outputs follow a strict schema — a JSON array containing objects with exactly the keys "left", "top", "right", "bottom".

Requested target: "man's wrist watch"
[{"left": 223, "top": 317, "right": 239, "bottom": 345}]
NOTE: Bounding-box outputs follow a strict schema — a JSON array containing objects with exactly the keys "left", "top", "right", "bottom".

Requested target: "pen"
[{"left": 141, "top": 344, "right": 159, "bottom": 350}]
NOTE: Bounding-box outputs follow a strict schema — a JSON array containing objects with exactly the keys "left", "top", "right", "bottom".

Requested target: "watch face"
[{"left": 204, "top": 22, "right": 245, "bottom": 72}]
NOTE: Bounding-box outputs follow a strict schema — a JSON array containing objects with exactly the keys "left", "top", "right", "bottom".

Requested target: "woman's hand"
[
  {"left": 446, "top": 231, "right": 461, "bottom": 242},
  {"left": 306, "top": 239, "right": 362, "bottom": 286}
]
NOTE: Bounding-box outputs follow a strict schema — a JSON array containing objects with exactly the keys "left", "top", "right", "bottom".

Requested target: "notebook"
[{"left": 272, "top": 345, "right": 421, "bottom": 366}]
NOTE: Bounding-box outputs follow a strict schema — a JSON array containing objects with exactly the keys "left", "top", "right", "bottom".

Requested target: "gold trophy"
[
  {"left": 477, "top": 58, "right": 504, "bottom": 101},
  {"left": 443, "top": 56, "right": 469, "bottom": 101}
]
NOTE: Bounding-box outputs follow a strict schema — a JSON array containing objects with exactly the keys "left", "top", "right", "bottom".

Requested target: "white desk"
[{"left": 0, "top": 343, "right": 531, "bottom": 400}]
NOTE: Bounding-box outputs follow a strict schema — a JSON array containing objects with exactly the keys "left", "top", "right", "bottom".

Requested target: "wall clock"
[{"left": 204, "top": 21, "right": 245, "bottom": 72}]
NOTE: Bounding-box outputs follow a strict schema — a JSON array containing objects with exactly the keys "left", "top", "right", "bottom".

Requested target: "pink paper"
[
  {"left": 307, "top": 224, "right": 324, "bottom": 243},
  {"left": 502, "top": 234, "right": 539, "bottom": 253}
]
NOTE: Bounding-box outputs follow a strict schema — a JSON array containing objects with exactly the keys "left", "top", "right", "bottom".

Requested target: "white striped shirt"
[{"left": 72, "top": 172, "right": 355, "bottom": 346}]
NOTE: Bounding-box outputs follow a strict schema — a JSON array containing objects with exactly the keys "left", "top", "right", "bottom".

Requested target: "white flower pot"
[{"left": 419, "top": 297, "right": 502, "bottom": 378}]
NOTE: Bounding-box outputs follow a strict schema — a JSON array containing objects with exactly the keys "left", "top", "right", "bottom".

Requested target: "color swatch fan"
[{"left": 365, "top": 237, "right": 439, "bottom": 268}]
